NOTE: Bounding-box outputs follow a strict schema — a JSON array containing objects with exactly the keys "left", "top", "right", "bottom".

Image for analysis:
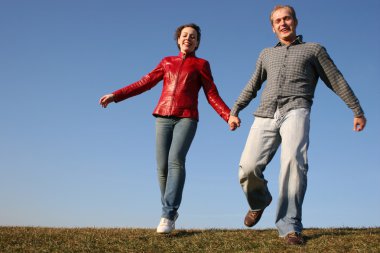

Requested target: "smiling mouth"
[{"left": 280, "top": 28, "right": 289, "bottom": 33}]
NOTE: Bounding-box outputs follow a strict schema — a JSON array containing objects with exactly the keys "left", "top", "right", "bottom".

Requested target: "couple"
[{"left": 99, "top": 5, "right": 366, "bottom": 245}]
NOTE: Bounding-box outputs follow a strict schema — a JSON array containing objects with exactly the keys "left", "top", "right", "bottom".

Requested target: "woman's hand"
[
  {"left": 99, "top": 94, "right": 115, "bottom": 108},
  {"left": 228, "top": 115, "right": 241, "bottom": 131}
]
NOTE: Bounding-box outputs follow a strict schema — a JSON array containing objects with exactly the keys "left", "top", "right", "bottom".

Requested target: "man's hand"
[
  {"left": 228, "top": 115, "right": 241, "bottom": 131},
  {"left": 353, "top": 116, "right": 367, "bottom": 132}
]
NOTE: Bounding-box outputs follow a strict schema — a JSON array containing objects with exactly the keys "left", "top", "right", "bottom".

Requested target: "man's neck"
[{"left": 279, "top": 35, "right": 297, "bottom": 45}]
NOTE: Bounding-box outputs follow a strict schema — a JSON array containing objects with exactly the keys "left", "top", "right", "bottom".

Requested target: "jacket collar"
[
  {"left": 178, "top": 51, "right": 196, "bottom": 59},
  {"left": 275, "top": 35, "right": 303, "bottom": 48}
]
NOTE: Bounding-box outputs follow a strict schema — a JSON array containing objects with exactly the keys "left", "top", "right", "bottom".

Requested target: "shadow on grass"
[
  {"left": 304, "top": 228, "right": 380, "bottom": 242},
  {"left": 157, "top": 230, "right": 203, "bottom": 238}
]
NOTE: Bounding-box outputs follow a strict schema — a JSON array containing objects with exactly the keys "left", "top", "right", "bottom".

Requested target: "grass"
[{"left": 0, "top": 227, "right": 379, "bottom": 252}]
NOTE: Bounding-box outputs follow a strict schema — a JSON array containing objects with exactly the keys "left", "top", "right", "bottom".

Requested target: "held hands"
[
  {"left": 228, "top": 115, "right": 241, "bottom": 131},
  {"left": 353, "top": 116, "right": 367, "bottom": 132},
  {"left": 99, "top": 94, "right": 115, "bottom": 108}
]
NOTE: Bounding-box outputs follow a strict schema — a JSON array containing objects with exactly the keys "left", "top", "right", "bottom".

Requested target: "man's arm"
[
  {"left": 230, "top": 51, "right": 267, "bottom": 118},
  {"left": 315, "top": 46, "right": 366, "bottom": 131}
]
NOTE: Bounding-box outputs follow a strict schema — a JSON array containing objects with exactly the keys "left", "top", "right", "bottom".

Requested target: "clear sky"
[{"left": 1, "top": 0, "right": 379, "bottom": 230}]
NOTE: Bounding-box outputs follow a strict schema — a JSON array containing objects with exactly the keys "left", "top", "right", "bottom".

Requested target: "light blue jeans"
[
  {"left": 155, "top": 116, "right": 197, "bottom": 220},
  {"left": 239, "top": 108, "right": 310, "bottom": 237}
]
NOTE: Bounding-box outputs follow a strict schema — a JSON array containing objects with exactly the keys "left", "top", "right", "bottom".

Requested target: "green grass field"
[{"left": 1, "top": 227, "right": 379, "bottom": 252}]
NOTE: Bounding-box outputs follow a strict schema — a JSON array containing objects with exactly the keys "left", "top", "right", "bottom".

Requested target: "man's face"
[{"left": 271, "top": 7, "right": 297, "bottom": 44}]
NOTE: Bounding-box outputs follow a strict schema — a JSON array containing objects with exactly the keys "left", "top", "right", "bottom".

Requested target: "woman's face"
[{"left": 177, "top": 27, "right": 199, "bottom": 54}]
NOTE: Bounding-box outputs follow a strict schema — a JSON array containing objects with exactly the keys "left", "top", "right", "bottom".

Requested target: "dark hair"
[
  {"left": 270, "top": 5, "right": 298, "bottom": 26},
  {"left": 174, "top": 23, "right": 201, "bottom": 51}
]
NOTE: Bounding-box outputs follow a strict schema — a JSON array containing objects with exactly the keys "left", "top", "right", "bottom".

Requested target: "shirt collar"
[{"left": 274, "top": 35, "right": 303, "bottom": 48}]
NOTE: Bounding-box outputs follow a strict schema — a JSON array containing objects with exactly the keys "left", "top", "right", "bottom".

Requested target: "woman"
[{"left": 99, "top": 23, "right": 235, "bottom": 233}]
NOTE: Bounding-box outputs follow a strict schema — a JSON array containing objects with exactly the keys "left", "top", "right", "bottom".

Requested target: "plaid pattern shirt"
[{"left": 231, "top": 36, "right": 364, "bottom": 118}]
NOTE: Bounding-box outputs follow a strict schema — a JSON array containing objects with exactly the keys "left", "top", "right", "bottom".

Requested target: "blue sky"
[{"left": 1, "top": 0, "right": 379, "bottom": 230}]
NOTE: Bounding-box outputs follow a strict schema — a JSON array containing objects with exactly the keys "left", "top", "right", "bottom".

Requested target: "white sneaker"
[{"left": 156, "top": 213, "right": 179, "bottom": 234}]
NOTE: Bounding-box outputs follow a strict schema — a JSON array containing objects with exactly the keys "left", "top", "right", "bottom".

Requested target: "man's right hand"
[{"left": 228, "top": 115, "right": 241, "bottom": 131}]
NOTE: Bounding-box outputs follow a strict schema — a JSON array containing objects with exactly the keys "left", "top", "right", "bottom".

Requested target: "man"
[{"left": 228, "top": 5, "right": 366, "bottom": 245}]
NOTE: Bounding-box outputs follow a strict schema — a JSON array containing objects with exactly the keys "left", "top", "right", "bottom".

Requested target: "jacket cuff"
[{"left": 112, "top": 92, "right": 121, "bottom": 103}]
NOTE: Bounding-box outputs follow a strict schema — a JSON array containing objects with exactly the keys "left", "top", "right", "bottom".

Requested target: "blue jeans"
[
  {"left": 155, "top": 116, "right": 197, "bottom": 220},
  {"left": 239, "top": 108, "right": 310, "bottom": 236}
]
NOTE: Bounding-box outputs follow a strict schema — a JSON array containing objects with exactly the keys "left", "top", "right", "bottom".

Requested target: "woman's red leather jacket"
[{"left": 112, "top": 52, "right": 231, "bottom": 122}]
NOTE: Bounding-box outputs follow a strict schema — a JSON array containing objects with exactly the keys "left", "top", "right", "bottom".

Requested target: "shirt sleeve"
[
  {"left": 112, "top": 60, "right": 164, "bottom": 103},
  {"left": 315, "top": 46, "right": 364, "bottom": 117},
  {"left": 230, "top": 50, "right": 267, "bottom": 116}
]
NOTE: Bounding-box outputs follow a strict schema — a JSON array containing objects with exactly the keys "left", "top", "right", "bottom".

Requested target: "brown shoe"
[
  {"left": 284, "top": 232, "right": 304, "bottom": 245},
  {"left": 244, "top": 209, "right": 264, "bottom": 227}
]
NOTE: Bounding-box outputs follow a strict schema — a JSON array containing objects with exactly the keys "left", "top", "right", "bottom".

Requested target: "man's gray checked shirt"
[{"left": 230, "top": 36, "right": 364, "bottom": 118}]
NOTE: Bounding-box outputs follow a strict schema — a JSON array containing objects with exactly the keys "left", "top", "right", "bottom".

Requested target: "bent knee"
[{"left": 239, "top": 164, "right": 265, "bottom": 181}]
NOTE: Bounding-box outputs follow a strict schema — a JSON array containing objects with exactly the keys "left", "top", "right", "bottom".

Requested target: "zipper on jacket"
[{"left": 170, "top": 53, "right": 186, "bottom": 115}]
